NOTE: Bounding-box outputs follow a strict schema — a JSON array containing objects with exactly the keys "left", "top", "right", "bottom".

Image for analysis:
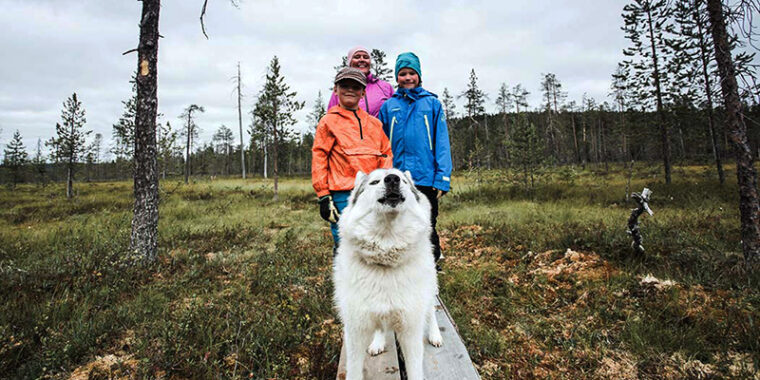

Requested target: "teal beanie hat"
[{"left": 395, "top": 52, "right": 421, "bottom": 80}]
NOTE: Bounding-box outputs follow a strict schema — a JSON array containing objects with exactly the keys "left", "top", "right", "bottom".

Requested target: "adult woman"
[{"left": 328, "top": 46, "right": 394, "bottom": 117}]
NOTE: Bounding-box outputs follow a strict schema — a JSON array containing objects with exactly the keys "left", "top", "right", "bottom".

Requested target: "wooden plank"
[
  {"left": 422, "top": 295, "right": 481, "bottom": 379},
  {"left": 336, "top": 330, "right": 401, "bottom": 380}
]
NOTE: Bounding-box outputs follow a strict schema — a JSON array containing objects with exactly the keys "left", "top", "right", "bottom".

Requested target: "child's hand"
[
  {"left": 318, "top": 195, "right": 340, "bottom": 223},
  {"left": 434, "top": 188, "right": 447, "bottom": 199}
]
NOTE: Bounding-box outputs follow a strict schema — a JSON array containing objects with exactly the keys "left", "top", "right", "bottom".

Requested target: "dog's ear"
[
  {"left": 354, "top": 171, "right": 366, "bottom": 188},
  {"left": 403, "top": 171, "right": 422, "bottom": 202},
  {"left": 403, "top": 171, "right": 414, "bottom": 185},
  {"left": 351, "top": 171, "right": 369, "bottom": 205}
]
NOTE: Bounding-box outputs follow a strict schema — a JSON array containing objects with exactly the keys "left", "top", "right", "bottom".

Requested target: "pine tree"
[
  {"left": 52, "top": 92, "right": 91, "bottom": 198},
  {"left": 254, "top": 56, "right": 304, "bottom": 200},
  {"left": 179, "top": 104, "right": 204, "bottom": 184},
  {"left": 3, "top": 130, "right": 28, "bottom": 187},
  {"left": 112, "top": 76, "right": 137, "bottom": 166},
  {"left": 213, "top": 125, "right": 234, "bottom": 175},
  {"left": 672, "top": 0, "right": 725, "bottom": 183},
  {"left": 621, "top": 0, "right": 676, "bottom": 183},
  {"left": 32, "top": 138, "right": 46, "bottom": 186},
  {"left": 706, "top": 0, "right": 760, "bottom": 262},
  {"left": 334, "top": 56, "right": 348, "bottom": 72},
  {"left": 509, "top": 84, "right": 530, "bottom": 113},
  {"left": 370, "top": 49, "right": 393, "bottom": 81},
  {"left": 540, "top": 73, "right": 567, "bottom": 160}
]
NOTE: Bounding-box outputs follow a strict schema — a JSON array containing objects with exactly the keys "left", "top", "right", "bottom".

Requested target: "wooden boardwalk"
[{"left": 336, "top": 295, "right": 480, "bottom": 379}]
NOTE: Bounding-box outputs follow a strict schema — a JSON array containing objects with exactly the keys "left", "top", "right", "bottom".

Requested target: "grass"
[{"left": 1, "top": 163, "right": 759, "bottom": 379}]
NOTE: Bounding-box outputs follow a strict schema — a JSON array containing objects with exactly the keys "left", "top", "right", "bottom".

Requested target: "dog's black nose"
[{"left": 384, "top": 174, "right": 400, "bottom": 186}]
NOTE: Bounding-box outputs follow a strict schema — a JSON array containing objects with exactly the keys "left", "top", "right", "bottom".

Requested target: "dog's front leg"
[
  {"left": 344, "top": 326, "right": 372, "bottom": 380},
  {"left": 426, "top": 306, "right": 443, "bottom": 347},
  {"left": 396, "top": 322, "right": 425, "bottom": 380},
  {"left": 367, "top": 328, "right": 386, "bottom": 356}
]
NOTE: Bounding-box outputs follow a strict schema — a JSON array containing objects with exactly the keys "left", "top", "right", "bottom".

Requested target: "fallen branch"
[{"left": 627, "top": 187, "right": 653, "bottom": 254}]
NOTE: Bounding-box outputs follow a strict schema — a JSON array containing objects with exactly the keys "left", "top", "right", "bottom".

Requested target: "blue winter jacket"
[{"left": 378, "top": 87, "right": 452, "bottom": 191}]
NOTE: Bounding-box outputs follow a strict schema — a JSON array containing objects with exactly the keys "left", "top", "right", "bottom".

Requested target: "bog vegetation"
[{"left": 1, "top": 165, "right": 759, "bottom": 379}]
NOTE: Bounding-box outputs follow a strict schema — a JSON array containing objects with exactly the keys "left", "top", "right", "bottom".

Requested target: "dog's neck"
[{"left": 346, "top": 210, "right": 429, "bottom": 268}]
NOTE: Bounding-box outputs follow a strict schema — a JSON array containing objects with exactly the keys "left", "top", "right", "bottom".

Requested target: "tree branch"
[{"left": 200, "top": 0, "right": 209, "bottom": 39}]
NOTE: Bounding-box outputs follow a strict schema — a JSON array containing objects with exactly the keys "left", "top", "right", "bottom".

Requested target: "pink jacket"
[{"left": 328, "top": 73, "right": 394, "bottom": 117}]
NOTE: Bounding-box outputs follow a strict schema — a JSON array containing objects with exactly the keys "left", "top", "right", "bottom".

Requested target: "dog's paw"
[
  {"left": 367, "top": 341, "right": 386, "bottom": 356},
  {"left": 428, "top": 331, "right": 443, "bottom": 347}
]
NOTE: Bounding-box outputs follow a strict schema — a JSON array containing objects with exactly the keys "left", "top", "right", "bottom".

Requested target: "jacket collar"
[
  {"left": 366, "top": 73, "right": 378, "bottom": 84},
  {"left": 394, "top": 86, "right": 435, "bottom": 101},
  {"left": 328, "top": 105, "right": 368, "bottom": 119}
]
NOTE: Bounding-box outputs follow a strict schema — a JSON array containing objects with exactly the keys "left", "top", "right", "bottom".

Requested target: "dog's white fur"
[{"left": 333, "top": 168, "right": 442, "bottom": 380}]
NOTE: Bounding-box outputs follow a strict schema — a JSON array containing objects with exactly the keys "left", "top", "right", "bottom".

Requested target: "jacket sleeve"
[
  {"left": 432, "top": 100, "right": 452, "bottom": 191},
  {"left": 378, "top": 102, "right": 390, "bottom": 137},
  {"left": 311, "top": 118, "right": 334, "bottom": 197},
  {"left": 327, "top": 91, "right": 338, "bottom": 110}
]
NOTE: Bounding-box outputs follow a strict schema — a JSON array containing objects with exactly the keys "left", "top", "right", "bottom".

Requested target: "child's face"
[
  {"left": 349, "top": 51, "right": 371, "bottom": 76},
  {"left": 334, "top": 80, "right": 366, "bottom": 110},
  {"left": 397, "top": 68, "right": 420, "bottom": 89}
]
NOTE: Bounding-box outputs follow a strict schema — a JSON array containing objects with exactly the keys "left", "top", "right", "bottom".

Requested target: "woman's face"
[
  {"left": 349, "top": 51, "right": 371, "bottom": 76},
  {"left": 397, "top": 68, "right": 420, "bottom": 89}
]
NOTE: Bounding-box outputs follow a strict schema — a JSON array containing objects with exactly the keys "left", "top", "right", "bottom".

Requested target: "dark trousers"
[{"left": 416, "top": 185, "right": 441, "bottom": 262}]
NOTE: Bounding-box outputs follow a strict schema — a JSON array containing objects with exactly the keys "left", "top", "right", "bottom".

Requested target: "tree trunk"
[
  {"left": 237, "top": 62, "right": 246, "bottom": 179},
  {"left": 694, "top": 0, "right": 725, "bottom": 184},
  {"left": 185, "top": 112, "right": 190, "bottom": 184},
  {"left": 571, "top": 113, "right": 580, "bottom": 164},
  {"left": 130, "top": 0, "right": 160, "bottom": 262},
  {"left": 273, "top": 117, "right": 279, "bottom": 200},
  {"left": 66, "top": 162, "right": 73, "bottom": 199},
  {"left": 707, "top": 0, "right": 760, "bottom": 262},
  {"left": 646, "top": 7, "right": 672, "bottom": 184}
]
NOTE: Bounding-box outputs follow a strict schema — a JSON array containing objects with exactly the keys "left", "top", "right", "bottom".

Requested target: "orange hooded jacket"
[{"left": 312, "top": 105, "right": 392, "bottom": 197}]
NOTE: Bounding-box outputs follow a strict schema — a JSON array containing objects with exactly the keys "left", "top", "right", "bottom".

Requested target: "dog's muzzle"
[{"left": 378, "top": 174, "right": 405, "bottom": 207}]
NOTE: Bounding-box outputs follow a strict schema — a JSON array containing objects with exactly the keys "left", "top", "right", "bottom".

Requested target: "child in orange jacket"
[{"left": 312, "top": 67, "right": 393, "bottom": 254}]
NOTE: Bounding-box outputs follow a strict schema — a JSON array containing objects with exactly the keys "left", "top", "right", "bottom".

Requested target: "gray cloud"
[{"left": 0, "top": 0, "right": 666, "bottom": 155}]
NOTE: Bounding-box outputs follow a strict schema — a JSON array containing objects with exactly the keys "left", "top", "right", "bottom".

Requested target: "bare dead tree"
[
  {"left": 131, "top": 0, "right": 161, "bottom": 262},
  {"left": 628, "top": 188, "right": 653, "bottom": 254},
  {"left": 235, "top": 62, "right": 246, "bottom": 179}
]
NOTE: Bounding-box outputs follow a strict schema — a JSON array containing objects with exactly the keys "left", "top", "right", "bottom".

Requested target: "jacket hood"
[
  {"left": 393, "top": 86, "right": 437, "bottom": 101},
  {"left": 366, "top": 73, "right": 379, "bottom": 84}
]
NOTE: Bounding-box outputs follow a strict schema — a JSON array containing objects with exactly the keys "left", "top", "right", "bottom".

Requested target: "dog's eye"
[{"left": 370, "top": 180, "right": 380, "bottom": 185}]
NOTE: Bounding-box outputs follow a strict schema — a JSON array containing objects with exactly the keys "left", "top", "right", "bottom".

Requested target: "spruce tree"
[
  {"left": 307, "top": 90, "right": 326, "bottom": 133},
  {"left": 508, "top": 116, "right": 545, "bottom": 192},
  {"left": 3, "top": 130, "right": 28, "bottom": 188},
  {"left": 112, "top": 76, "right": 137, "bottom": 166}
]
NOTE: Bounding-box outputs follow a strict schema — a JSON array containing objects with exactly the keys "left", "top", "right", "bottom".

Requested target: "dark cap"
[{"left": 334, "top": 67, "right": 367, "bottom": 87}]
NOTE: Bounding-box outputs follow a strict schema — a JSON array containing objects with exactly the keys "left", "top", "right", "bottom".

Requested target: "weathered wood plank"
[
  {"left": 336, "top": 330, "right": 401, "bottom": 380},
  {"left": 422, "top": 295, "right": 480, "bottom": 379}
]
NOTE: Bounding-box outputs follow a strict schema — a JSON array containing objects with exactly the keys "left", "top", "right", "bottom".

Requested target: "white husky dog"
[{"left": 334, "top": 168, "right": 443, "bottom": 380}]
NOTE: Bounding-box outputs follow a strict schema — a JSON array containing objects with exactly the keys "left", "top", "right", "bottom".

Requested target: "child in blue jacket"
[{"left": 378, "top": 52, "right": 452, "bottom": 268}]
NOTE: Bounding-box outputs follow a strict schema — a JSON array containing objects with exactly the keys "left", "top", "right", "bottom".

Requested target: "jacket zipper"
[
  {"left": 352, "top": 110, "right": 363, "bottom": 140},
  {"left": 424, "top": 115, "right": 433, "bottom": 151},
  {"left": 390, "top": 116, "right": 397, "bottom": 143}
]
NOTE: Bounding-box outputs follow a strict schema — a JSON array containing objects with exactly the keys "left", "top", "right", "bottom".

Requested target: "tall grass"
[{"left": 1, "top": 166, "right": 758, "bottom": 379}]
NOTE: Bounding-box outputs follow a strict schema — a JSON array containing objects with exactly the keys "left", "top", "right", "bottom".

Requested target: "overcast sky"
[{"left": 1, "top": 0, "right": 634, "bottom": 156}]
